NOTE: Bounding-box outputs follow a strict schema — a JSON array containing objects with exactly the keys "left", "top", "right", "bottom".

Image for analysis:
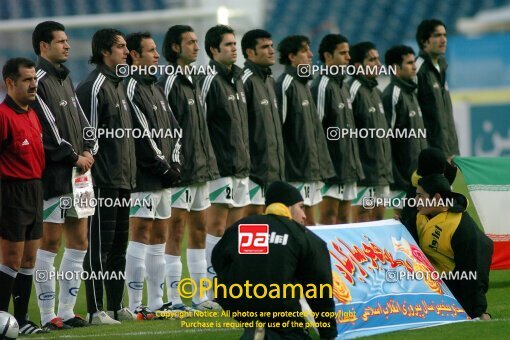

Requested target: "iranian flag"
[{"left": 454, "top": 157, "right": 510, "bottom": 270}]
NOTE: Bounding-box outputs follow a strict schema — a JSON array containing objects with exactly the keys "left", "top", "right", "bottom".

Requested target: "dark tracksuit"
[
  {"left": 127, "top": 74, "right": 182, "bottom": 193},
  {"left": 200, "top": 60, "right": 250, "bottom": 179},
  {"left": 212, "top": 212, "right": 338, "bottom": 339},
  {"left": 242, "top": 60, "right": 285, "bottom": 193},
  {"left": 416, "top": 51, "right": 459, "bottom": 157},
  {"left": 349, "top": 76, "right": 393, "bottom": 187},
  {"left": 382, "top": 76, "right": 427, "bottom": 191},
  {"left": 33, "top": 56, "right": 95, "bottom": 200},
  {"left": 76, "top": 64, "right": 137, "bottom": 314},
  {"left": 158, "top": 70, "right": 219, "bottom": 187},
  {"left": 311, "top": 73, "right": 364, "bottom": 187},
  {"left": 275, "top": 66, "right": 335, "bottom": 184}
]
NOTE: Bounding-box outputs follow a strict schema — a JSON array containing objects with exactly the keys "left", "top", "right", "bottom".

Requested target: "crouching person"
[
  {"left": 415, "top": 174, "right": 493, "bottom": 320},
  {"left": 212, "top": 181, "right": 338, "bottom": 339}
]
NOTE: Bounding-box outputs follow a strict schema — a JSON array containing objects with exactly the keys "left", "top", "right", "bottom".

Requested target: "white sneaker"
[
  {"left": 87, "top": 311, "right": 121, "bottom": 325},
  {"left": 107, "top": 307, "right": 136, "bottom": 321},
  {"left": 192, "top": 300, "right": 222, "bottom": 311}
]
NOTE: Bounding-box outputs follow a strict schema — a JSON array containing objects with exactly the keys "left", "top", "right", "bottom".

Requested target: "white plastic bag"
[{"left": 72, "top": 167, "right": 95, "bottom": 218}]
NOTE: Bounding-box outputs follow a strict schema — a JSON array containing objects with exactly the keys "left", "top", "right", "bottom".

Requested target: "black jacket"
[
  {"left": 349, "top": 76, "right": 393, "bottom": 186},
  {"left": 158, "top": 70, "right": 219, "bottom": 185},
  {"left": 275, "top": 66, "right": 335, "bottom": 182},
  {"left": 382, "top": 76, "right": 427, "bottom": 190},
  {"left": 415, "top": 192, "right": 493, "bottom": 318},
  {"left": 200, "top": 60, "right": 250, "bottom": 178},
  {"left": 311, "top": 73, "right": 364, "bottom": 185},
  {"left": 126, "top": 73, "right": 182, "bottom": 192},
  {"left": 416, "top": 51, "right": 459, "bottom": 157},
  {"left": 242, "top": 60, "right": 285, "bottom": 185},
  {"left": 33, "top": 56, "right": 95, "bottom": 199},
  {"left": 76, "top": 64, "right": 136, "bottom": 190},
  {"left": 212, "top": 212, "right": 337, "bottom": 339}
]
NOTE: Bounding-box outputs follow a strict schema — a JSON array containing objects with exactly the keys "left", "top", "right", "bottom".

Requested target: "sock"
[
  {"left": 57, "top": 248, "right": 86, "bottom": 321},
  {"left": 187, "top": 249, "right": 208, "bottom": 304},
  {"left": 205, "top": 234, "right": 220, "bottom": 300},
  {"left": 13, "top": 267, "right": 33, "bottom": 324},
  {"left": 0, "top": 264, "right": 17, "bottom": 312},
  {"left": 146, "top": 243, "right": 166, "bottom": 311},
  {"left": 165, "top": 254, "right": 183, "bottom": 305},
  {"left": 34, "top": 249, "right": 57, "bottom": 325},
  {"left": 125, "top": 241, "right": 147, "bottom": 311}
]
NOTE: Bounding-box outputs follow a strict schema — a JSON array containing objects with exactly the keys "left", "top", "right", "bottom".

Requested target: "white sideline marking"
[{"left": 28, "top": 327, "right": 239, "bottom": 339}]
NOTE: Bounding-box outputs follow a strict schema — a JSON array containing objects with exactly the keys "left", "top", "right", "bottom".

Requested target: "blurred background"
[{"left": 1, "top": 0, "right": 509, "bottom": 157}]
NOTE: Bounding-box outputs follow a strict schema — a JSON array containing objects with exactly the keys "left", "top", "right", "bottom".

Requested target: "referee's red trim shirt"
[{"left": 0, "top": 95, "right": 45, "bottom": 180}]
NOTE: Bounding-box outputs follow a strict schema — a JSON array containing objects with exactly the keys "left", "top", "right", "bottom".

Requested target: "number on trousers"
[{"left": 304, "top": 185, "right": 310, "bottom": 199}]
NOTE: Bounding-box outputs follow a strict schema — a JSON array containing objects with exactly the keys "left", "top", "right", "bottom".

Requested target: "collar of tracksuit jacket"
[
  {"left": 96, "top": 63, "right": 124, "bottom": 85},
  {"left": 418, "top": 50, "right": 448, "bottom": 76},
  {"left": 37, "top": 56, "right": 70, "bottom": 80},
  {"left": 209, "top": 59, "right": 243, "bottom": 83},
  {"left": 391, "top": 76, "right": 417, "bottom": 93},
  {"left": 131, "top": 71, "right": 158, "bottom": 85},
  {"left": 284, "top": 65, "right": 312, "bottom": 83},
  {"left": 244, "top": 59, "right": 272, "bottom": 79},
  {"left": 321, "top": 69, "right": 346, "bottom": 86},
  {"left": 353, "top": 74, "right": 378, "bottom": 89}
]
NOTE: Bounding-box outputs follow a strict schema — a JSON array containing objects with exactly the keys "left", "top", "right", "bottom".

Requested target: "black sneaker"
[
  {"left": 42, "top": 317, "right": 72, "bottom": 331},
  {"left": 19, "top": 320, "right": 48, "bottom": 334},
  {"left": 63, "top": 314, "right": 90, "bottom": 327}
]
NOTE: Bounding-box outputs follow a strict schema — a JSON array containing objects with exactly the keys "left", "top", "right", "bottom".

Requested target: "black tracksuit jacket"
[
  {"left": 158, "top": 70, "right": 219, "bottom": 186},
  {"left": 242, "top": 60, "right": 285, "bottom": 186},
  {"left": 33, "top": 56, "right": 95, "bottom": 199},
  {"left": 76, "top": 64, "right": 136, "bottom": 190}
]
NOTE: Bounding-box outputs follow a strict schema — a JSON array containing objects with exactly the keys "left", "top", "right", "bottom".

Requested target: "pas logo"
[
  {"left": 59, "top": 99, "right": 67, "bottom": 107},
  {"left": 409, "top": 110, "right": 416, "bottom": 117},
  {"left": 238, "top": 224, "right": 269, "bottom": 254},
  {"left": 368, "top": 106, "right": 376, "bottom": 113},
  {"left": 338, "top": 103, "right": 345, "bottom": 109},
  {"left": 302, "top": 99, "right": 309, "bottom": 107},
  {"left": 188, "top": 98, "right": 195, "bottom": 106},
  {"left": 433, "top": 82, "right": 440, "bottom": 88},
  {"left": 260, "top": 99, "right": 269, "bottom": 105},
  {"left": 228, "top": 94, "right": 236, "bottom": 101}
]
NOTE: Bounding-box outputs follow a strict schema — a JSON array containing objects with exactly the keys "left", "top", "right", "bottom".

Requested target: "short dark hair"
[
  {"left": 126, "top": 32, "right": 152, "bottom": 65},
  {"left": 32, "top": 21, "right": 65, "bottom": 55},
  {"left": 350, "top": 41, "right": 377, "bottom": 65},
  {"left": 277, "top": 35, "right": 310, "bottom": 65},
  {"left": 241, "top": 29, "right": 271, "bottom": 59},
  {"left": 2, "top": 57, "right": 35, "bottom": 82},
  {"left": 385, "top": 45, "right": 415, "bottom": 67},
  {"left": 162, "top": 25, "right": 194, "bottom": 63},
  {"left": 416, "top": 19, "right": 446, "bottom": 50},
  {"left": 205, "top": 25, "right": 235, "bottom": 59},
  {"left": 89, "top": 28, "right": 125, "bottom": 65},
  {"left": 418, "top": 174, "right": 451, "bottom": 199},
  {"left": 318, "top": 34, "right": 348, "bottom": 63}
]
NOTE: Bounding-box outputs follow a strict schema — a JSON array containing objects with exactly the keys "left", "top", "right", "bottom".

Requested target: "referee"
[{"left": 0, "top": 58, "right": 46, "bottom": 334}]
